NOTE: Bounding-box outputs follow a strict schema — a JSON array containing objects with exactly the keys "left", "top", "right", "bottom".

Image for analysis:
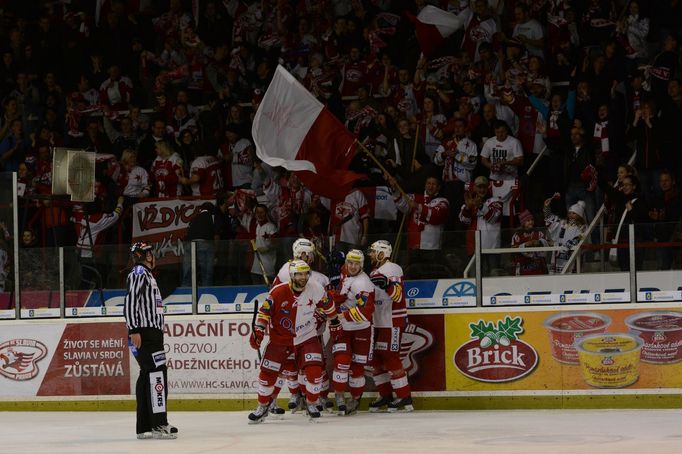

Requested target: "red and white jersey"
[
  {"left": 434, "top": 136, "right": 478, "bottom": 183},
  {"left": 511, "top": 228, "right": 549, "bottom": 275},
  {"left": 459, "top": 195, "right": 503, "bottom": 255},
  {"left": 460, "top": 8, "right": 497, "bottom": 61},
  {"left": 263, "top": 177, "right": 313, "bottom": 236},
  {"left": 480, "top": 135, "right": 524, "bottom": 181},
  {"left": 339, "top": 60, "right": 367, "bottom": 97},
  {"left": 72, "top": 203, "right": 123, "bottom": 258},
  {"left": 394, "top": 192, "right": 449, "bottom": 250},
  {"left": 189, "top": 155, "right": 223, "bottom": 197},
  {"left": 322, "top": 189, "right": 369, "bottom": 246},
  {"left": 335, "top": 271, "right": 375, "bottom": 331},
  {"left": 249, "top": 220, "right": 278, "bottom": 276},
  {"left": 216, "top": 138, "right": 253, "bottom": 187},
  {"left": 257, "top": 280, "right": 336, "bottom": 347},
  {"left": 370, "top": 261, "right": 407, "bottom": 329},
  {"left": 98, "top": 77, "right": 133, "bottom": 109},
  {"left": 272, "top": 262, "right": 330, "bottom": 288},
  {"left": 151, "top": 153, "right": 183, "bottom": 198},
  {"left": 122, "top": 166, "right": 149, "bottom": 197}
]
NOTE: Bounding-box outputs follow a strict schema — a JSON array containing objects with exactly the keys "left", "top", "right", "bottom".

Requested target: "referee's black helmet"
[{"left": 130, "top": 241, "right": 153, "bottom": 264}]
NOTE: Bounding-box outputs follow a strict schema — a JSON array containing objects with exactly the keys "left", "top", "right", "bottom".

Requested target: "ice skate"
[
  {"left": 288, "top": 393, "right": 304, "bottom": 413},
  {"left": 305, "top": 402, "right": 321, "bottom": 422},
  {"left": 345, "top": 398, "right": 360, "bottom": 416},
  {"left": 318, "top": 396, "right": 334, "bottom": 413},
  {"left": 151, "top": 424, "right": 178, "bottom": 439},
  {"left": 387, "top": 396, "right": 414, "bottom": 413},
  {"left": 269, "top": 400, "right": 285, "bottom": 419},
  {"left": 136, "top": 431, "right": 153, "bottom": 440},
  {"left": 248, "top": 404, "right": 270, "bottom": 424},
  {"left": 335, "top": 394, "right": 346, "bottom": 416},
  {"left": 368, "top": 395, "right": 393, "bottom": 413}
]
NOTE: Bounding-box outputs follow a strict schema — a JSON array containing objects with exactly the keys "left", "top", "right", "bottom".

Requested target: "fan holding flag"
[
  {"left": 407, "top": 5, "right": 465, "bottom": 57},
  {"left": 252, "top": 65, "right": 367, "bottom": 202}
]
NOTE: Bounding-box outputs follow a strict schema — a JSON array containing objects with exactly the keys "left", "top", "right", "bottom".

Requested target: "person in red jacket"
[{"left": 386, "top": 174, "right": 449, "bottom": 273}]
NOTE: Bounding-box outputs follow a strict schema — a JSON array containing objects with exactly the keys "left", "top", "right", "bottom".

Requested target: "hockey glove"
[
  {"left": 371, "top": 273, "right": 389, "bottom": 290},
  {"left": 250, "top": 325, "right": 265, "bottom": 350}
]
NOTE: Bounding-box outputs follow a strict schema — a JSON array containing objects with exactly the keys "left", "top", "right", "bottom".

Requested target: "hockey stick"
[
  {"left": 250, "top": 239, "right": 270, "bottom": 362},
  {"left": 251, "top": 298, "right": 262, "bottom": 362},
  {"left": 250, "top": 239, "right": 271, "bottom": 287}
]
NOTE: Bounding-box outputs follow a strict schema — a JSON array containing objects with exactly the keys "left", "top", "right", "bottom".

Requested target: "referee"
[{"left": 124, "top": 242, "right": 178, "bottom": 440}]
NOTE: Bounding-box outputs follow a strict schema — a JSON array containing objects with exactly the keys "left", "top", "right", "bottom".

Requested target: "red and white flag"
[
  {"left": 407, "top": 5, "right": 464, "bottom": 56},
  {"left": 252, "top": 65, "right": 363, "bottom": 200}
]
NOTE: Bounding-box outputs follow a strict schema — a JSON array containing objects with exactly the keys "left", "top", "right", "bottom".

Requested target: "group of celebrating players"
[{"left": 247, "top": 238, "right": 413, "bottom": 423}]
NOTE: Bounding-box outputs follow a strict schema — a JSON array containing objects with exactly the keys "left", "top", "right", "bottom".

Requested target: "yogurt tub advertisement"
[{"left": 445, "top": 308, "right": 682, "bottom": 391}]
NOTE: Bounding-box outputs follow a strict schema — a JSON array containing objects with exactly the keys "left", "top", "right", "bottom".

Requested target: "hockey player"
[
  {"left": 330, "top": 249, "right": 375, "bottom": 415},
  {"left": 270, "top": 238, "right": 332, "bottom": 414},
  {"left": 248, "top": 260, "right": 340, "bottom": 423},
  {"left": 367, "top": 240, "right": 413, "bottom": 412}
]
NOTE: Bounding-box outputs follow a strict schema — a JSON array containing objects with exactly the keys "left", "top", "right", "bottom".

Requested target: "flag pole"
[
  {"left": 356, "top": 140, "right": 408, "bottom": 199},
  {"left": 410, "top": 124, "right": 420, "bottom": 173},
  {"left": 393, "top": 124, "right": 420, "bottom": 259}
]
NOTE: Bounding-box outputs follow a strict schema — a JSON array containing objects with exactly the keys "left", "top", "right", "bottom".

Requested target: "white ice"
[{"left": 1, "top": 409, "right": 681, "bottom": 454}]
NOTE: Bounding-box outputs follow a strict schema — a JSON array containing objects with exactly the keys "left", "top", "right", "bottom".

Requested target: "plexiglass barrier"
[{"left": 4, "top": 221, "right": 682, "bottom": 319}]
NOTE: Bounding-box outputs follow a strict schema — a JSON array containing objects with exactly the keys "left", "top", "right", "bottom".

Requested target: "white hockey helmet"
[
  {"left": 292, "top": 238, "right": 315, "bottom": 260},
  {"left": 288, "top": 259, "right": 311, "bottom": 291},
  {"left": 369, "top": 240, "right": 392, "bottom": 263},
  {"left": 345, "top": 249, "right": 365, "bottom": 266}
]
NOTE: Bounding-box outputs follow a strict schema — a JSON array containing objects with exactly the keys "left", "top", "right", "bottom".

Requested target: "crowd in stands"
[{"left": 1, "top": 0, "right": 682, "bottom": 292}]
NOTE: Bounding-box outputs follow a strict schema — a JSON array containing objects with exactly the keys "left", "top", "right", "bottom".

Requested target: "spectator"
[
  {"left": 599, "top": 174, "right": 649, "bottom": 271},
  {"left": 461, "top": 0, "right": 498, "bottom": 61},
  {"left": 480, "top": 120, "right": 524, "bottom": 183},
  {"left": 180, "top": 144, "right": 223, "bottom": 198},
  {"left": 71, "top": 196, "right": 124, "bottom": 289},
  {"left": 76, "top": 118, "right": 112, "bottom": 154},
  {"left": 434, "top": 117, "right": 478, "bottom": 226},
  {"left": 544, "top": 198, "right": 587, "bottom": 274},
  {"left": 218, "top": 124, "right": 254, "bottom": 190},
  {"left": 321, "top": 188, "right": 370, "bottom": 250},
  {"left": 120, "top": 150, "right": 150, "bottom": 200},
  {"left": 103, "top": 115, "right": 138, "bottom": 160},
  {"left": 459, "top": 176, "right": 503, "bottom": 275},
  {"left": 0, "top": 119, "right": 27, "bottom": 171},
  {"left": 98, "top": 65, "right": 133, "bottom": 111},
  {"left": 150, "top": 141, "right": 183, "bottom": 198},
  {"left": 389, "top": 175, "right": 449, "bottom": 273},
  {"left": 563, "top": 127, "right": 596, "bottom": 224},
  {"left": 138, "top": 119, "right": 170, "bottom": 170},
  {"left": 617, "top": 1, "right": 649, "bottom": 64},
  {"left": 249, "top": 203, "right": 277, "bottom": 284},
  {"left": 511, "top": 209, "right": 549, "bottom": 276},
  {"left": 649, "top": 170, "right": 682, "bottom": 269},
  {"left": 182, "top": 202, "right": 218, "bottom": 287},
  {"left": 512, "top": 4, "right": 545, "bottom": 58}
]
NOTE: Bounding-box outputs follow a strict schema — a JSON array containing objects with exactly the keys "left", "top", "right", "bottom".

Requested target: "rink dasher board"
[{"left": 4, "top": 391, "right": 682, "bottom": 412}]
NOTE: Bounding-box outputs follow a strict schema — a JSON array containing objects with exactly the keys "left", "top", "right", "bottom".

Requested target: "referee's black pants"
[{"left": 131, "top": 328, "right": 169, "bottom": 434}]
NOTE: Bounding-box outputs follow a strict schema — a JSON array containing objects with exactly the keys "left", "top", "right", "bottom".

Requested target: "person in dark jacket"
[
  {"left": 599, "top": 174, "right": 649, "bottom": 271},
  {"left": 648, "top": 170, "right": 682, "bottom": 269}
]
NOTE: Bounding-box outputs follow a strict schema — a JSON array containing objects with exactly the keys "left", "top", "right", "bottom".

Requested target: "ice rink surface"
[{"left": 2, "top": 409, "right": 682, "bottom": 454}]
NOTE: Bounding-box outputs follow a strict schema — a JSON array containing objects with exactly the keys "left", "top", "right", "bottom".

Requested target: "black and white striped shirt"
[{"left": 123, "top": 264, "right": 164, "bottom": 332}]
